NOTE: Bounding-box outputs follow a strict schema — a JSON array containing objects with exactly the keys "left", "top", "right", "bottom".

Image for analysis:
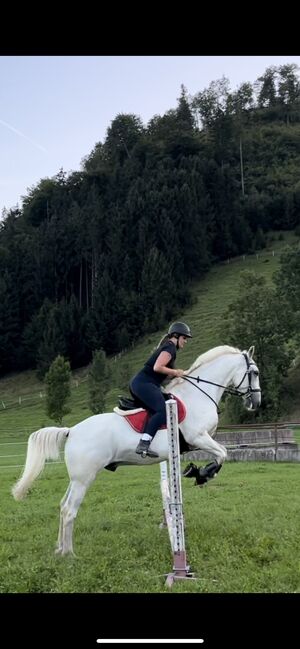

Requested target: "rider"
[{"left": 130, "top": 322, "right": 192, "bottom": 458}]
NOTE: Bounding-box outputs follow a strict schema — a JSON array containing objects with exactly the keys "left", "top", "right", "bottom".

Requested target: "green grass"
[{"left": 1, "top": 461, "right": 300, "bottom": 593}]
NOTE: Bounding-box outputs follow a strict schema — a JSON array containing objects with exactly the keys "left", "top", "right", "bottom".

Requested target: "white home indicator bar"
[{"left": 96, "top": 640, "right": 204, "bottom": 644}]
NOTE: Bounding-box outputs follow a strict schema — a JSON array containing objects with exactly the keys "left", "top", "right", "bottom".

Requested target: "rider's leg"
[{"left": 130, "top": 380, "right": 166, "bottom": 458}]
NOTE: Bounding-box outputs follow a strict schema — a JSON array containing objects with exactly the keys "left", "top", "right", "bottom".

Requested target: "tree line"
[{"left": 1, "top": 63, "right": 300, "bottom": 379}]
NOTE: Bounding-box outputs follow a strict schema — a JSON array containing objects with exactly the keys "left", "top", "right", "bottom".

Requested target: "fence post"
[{"left": 274, "top": 423, "right": 278, "bottom": 461}]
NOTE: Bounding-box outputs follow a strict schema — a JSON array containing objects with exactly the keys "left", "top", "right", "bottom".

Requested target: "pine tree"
[
  {"left": 45, "top": 355, "right": 71, "bottom": 424},
  {"left": 88, "top": 349, "right": 110, "bottom": 414}
]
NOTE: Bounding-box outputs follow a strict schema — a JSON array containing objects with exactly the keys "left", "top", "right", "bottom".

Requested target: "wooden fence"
[{"left": 184, "top": 422, "right": 300, "bottom": 462}]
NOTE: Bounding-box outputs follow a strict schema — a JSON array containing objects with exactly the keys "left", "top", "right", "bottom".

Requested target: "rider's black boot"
[{"left": 135, "top": 438, "right": 159, "bottom": 458}]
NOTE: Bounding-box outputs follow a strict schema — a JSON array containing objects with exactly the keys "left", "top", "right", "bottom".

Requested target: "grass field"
[
  {"left": 1, "top": 461, "right": 300, "bottom": 593},
  {"left": 1, "top": 230, "right": 300, "bottom": 593}
]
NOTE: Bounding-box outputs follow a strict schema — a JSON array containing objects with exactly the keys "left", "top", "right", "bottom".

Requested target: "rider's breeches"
[{"left": 130, "top": 375, "right": 166, "bottom": 438}]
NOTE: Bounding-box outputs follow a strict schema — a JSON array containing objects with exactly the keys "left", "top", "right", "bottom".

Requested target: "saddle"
[
  {"left": 113, "top": 392, "right": 186, "bottom": 434},
  {"left": 105, "top": 393, "right": 191, "bottom": 472}
]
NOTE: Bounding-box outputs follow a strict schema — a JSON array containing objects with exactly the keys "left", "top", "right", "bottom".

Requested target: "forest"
[{"left": 1, "top": 63, "right": 300, "bottom": 379}]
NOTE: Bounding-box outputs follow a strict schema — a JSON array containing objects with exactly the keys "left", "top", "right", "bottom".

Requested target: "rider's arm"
[{"left": 154, "top": 351, "right": 185, "bottom": 377}]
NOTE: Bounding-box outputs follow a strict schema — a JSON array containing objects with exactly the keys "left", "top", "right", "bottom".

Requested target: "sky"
[{"left": 1, "top": 55, "right": 300, "bottom": 217}]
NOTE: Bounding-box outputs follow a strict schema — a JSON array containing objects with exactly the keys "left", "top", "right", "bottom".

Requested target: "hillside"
[
  {"left": 1, "top": 229, "right": 300, "bottom": 448},
  {"left": 2, "top": 75, "right": 300, "bottom": 378}
]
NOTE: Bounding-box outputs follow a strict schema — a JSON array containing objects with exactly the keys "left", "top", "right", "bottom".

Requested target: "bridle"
[{"left": 181, "top": 352, "right": 261, "bottom": 412}]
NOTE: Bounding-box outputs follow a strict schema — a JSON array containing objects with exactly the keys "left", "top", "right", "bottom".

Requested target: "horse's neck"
[{"left": 178, "top": 353, "right": 241, "bottom": 405}]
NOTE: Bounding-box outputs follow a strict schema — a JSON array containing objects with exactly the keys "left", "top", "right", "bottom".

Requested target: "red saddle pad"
[{"left": 124, "top": 394, "right": 186, "bottom": 433}]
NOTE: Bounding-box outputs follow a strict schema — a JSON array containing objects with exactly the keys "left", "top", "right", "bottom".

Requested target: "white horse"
[{"left": 12, "top": 344, "right": 261, "bottom": 555}]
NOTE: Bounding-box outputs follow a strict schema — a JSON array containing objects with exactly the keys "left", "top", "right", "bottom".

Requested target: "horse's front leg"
[{"left": 183, "top": 430, "right": 227, "bottom": 486}]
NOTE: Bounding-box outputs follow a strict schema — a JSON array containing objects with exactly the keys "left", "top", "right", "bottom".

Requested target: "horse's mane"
[
  {"left": 167, "top": 345, "right": 241, "bottom": 390},
  {"left": 187, "top": 344, "right": 241, "bottom": 373}
]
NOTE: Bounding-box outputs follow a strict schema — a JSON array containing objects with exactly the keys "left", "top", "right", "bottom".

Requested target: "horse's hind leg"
[
  {"left": 56, "top": 479, "right": 90, "bottom": 556},
  {"left": 55, "top": 483, "right": 71, "bottom": 554}
]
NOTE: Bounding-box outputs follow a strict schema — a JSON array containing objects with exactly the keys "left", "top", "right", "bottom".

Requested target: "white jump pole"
[
  {"left": 162, "top": 399, "right": 195, "bottom": 587},
  {"left": 159, "top": 460, "right": 173, "bottom": 549}
]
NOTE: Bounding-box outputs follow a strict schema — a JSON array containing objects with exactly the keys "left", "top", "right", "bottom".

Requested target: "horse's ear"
[{"left": 248, "top": 345, "right": 255, "bottom": 359}]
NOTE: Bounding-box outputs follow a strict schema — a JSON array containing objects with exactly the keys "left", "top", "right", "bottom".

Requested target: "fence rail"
[
  {"left": 0, "top": 377, "right": 88, "bottom": 412},
  {"left": 1, "top": 460, "right": 64, "bottom": 469}
]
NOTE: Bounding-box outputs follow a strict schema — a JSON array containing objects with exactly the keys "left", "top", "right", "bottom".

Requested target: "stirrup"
[{"left": 135, "top": 439, "right": 158, "bottom": 458}]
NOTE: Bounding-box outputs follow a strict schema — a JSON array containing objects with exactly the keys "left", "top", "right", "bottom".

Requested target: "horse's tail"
[{"left": 11, "top": 427, "right": 69, "bottom": 501}]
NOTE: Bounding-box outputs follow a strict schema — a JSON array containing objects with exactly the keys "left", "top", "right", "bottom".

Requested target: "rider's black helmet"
[{"left": 168, "top": 322, "right": 192, "bottom": 338}]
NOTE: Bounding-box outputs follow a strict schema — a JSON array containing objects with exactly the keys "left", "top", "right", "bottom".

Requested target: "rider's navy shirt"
[{"left": 141, "top": 341, "right": 177, "bottom": 385}]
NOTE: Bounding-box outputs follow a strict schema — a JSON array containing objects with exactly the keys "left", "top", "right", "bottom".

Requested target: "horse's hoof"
[
  {"left": 196, "top": 476, "right": 209, "bottom": 485},
  {"left": 183, "top": 462, "right": 198, "bottom": 478},
  {"left": 55, "top": 547, "right": 76, "bottom": 557},
  {"left": 194, "top": 460, "right": 222, "bottom": 485}
]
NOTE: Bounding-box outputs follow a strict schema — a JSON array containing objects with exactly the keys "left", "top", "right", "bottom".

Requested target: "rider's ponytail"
[{"left": 156, "top": 333, "right": 170, "bottom": 349}]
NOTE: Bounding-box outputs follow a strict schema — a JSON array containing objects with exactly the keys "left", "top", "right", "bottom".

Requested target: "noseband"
[
  {"left": 182, "top": 352, "right": 261, "bottom": 412},
  {"left": 235, "top": 352, "right": 261, "bottom": 400}
]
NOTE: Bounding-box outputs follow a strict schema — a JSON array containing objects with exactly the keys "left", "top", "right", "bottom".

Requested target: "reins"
[{"left": 181, "top": 352, "right": 261, "bottom": 413}]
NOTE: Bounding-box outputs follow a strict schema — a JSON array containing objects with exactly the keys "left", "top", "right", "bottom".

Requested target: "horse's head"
[{"left": 232, "top": 345, "right": 261, "bottom": 411}]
